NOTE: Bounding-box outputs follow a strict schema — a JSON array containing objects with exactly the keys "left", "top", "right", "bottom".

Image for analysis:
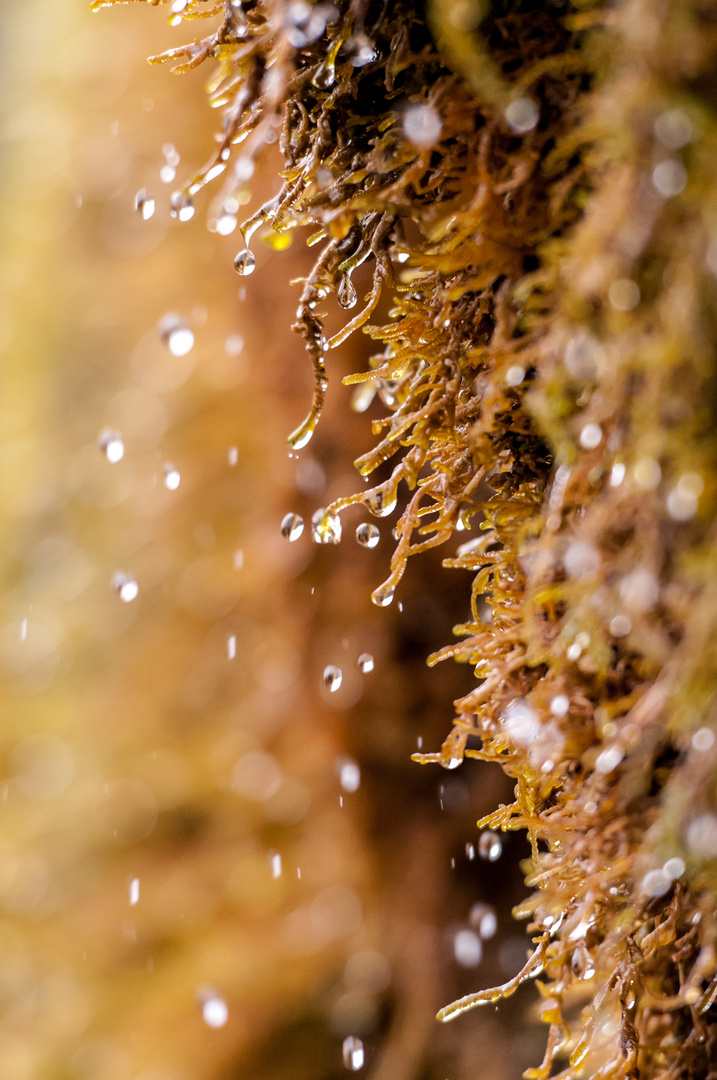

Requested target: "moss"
[{"left": 92, "top": 0, "right": 717, "bottom": 1076}]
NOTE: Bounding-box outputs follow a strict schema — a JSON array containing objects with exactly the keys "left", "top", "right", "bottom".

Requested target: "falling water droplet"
[
  {"left": 99, "top": 428, "right": 124, "bottom": 463},
  {"left": 337, "top": 275, "right": 358, "bottom": 309},
  {"left": 339, "top": 758, "right": 361, "bottom": 792},
  {"left": 371, "top": 581, "right": 395, "bottom": 608},
  {"left": 201, "top": 994, "right": 229, "bottom": 1028},
  {"left": 112, "top": 572, "right": 139, "bottom": 603},
  {"left": 478, "top": 830, "right": 502, "bottom": 862},
  {"left": 129, "top": 877, "right": 140, "bottom": 905},
  {"left": 355, "top": 522, "right": 380, "bottom": 548},
  {"left": 227, "top": 635, "right": 237, "bottom": 660},
  {"left": 163, "top": 464, "right": 181, "bottom": 490},
  {"left": 311, "top": 507, "right": 342, "bottom": 544},
  {"left": 358, "top": 652, "right": 374, "bottom": 673},
  {"left": 281, "top": 512, "right": 304, "bottom": 541},
  {"left": 270, "top": 851, "right": 282, "bottom": 879},
  {"left": 234, "top": 248, "right": 256, "bottom": 276},
  {"left": 466, "top": 842, "right": 475, "bottom": 860},
  {"left": 342, "top": 1036, "right": 364, "bottom": 1071},
  {"left": 169, "top": 190, "right": 195, "bottom": 222},
  {"left": 134, "top": 188, "right": 155, "bottom": 220},
  {"left": 158, "top": 313, "right": 194, "bottom": 356},
  {"left": 323, "top": 665, "right": 342, "bottom": 692},
  {"left": 571, "top": 943, "right": 595, "bottom": 980}
]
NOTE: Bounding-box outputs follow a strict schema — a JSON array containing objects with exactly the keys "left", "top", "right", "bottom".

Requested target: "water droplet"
[
  {"left": 99, "top": 428, "right": 124, "bottom": 463},
  {"left": 342, "top": 1036, "right": 364, "bottom": 1071},
  {"left": 270, "top": 851, "right": 282, "bottom": 878},
  {"left": 356, "top": 522, "right": 379, "bottom": 548},
  {"left": 163, "top": 464, "right": 181, "bottom": 490},
  {"left": 608, "top": 278, "right": 640, "bottom": 311},
  {"left": 227, "top": 635, "right": 237, "bottom": 660},
  {"left": 337, "top": 275, "right": 357, "bottom": 309},
  {"left": 281, "top": 512, "right": 304, "bottom": 541},
  {"left": 454, "top": 929, "right": 482, "bottom": 968},
  {"left": 169, "top": 190, "right": 195, "bottom": 222},
  {"left": 323, "top": 665, "right": 342, "bottom": 692},
  {"left": 371, "top": 581, "right": 395, "bottom": 608},
  {"left": 404, "top": 104, "right": 442, "bottom": 147},
  {"left": 129, "top": 877, "right": 140, "bottom": 905},
  {"left": 478, "top": 830, "right": 502, "bottom": 862},
  {"left": 234, "top": 248, "right": 256, "bottom": 276},
  {"left": 579, "top": 423, "right": 602, "bottom": 450},
  {"left": 112, "top": 572, "right": 139, "bottom": 603},
  {"left": 652, "top": 159, "right": 687, "bottom": 198},
  {"left": 134, "top": 188, "right": 155, "bottom": 220},
  {"left": 358, "top": 652, "right": 374, "bottom": 673},
  {"left": 571, "top": 943, "right": 595, "bottom": 980},
  {"left": 158, "top": 313, "right": 194, "bottom": 356},
  {"left": 654, "top": 109, "right": 692, "bottom": 150},
  {"left": 339, "top": 758, "right": 361, "bottom": 792},
  {"left": 288, "top": 412, "right": 317, "bottom": 450},
  {"left": 364, "top": 485, "right": 397, "bottom": 518},
  {"left": 312, "top": 38, "right": 341, "bottom": 89},
  {"left": 692, "top": 727, "right": 715, "bottom": 752},
  {"left": 504, "top": 97, "right": 539, "bottom": 133},
  {"left": 465, "top": 842, "right": 475, "bottom": 860},
  {"left": 441, "top": 754, "right": 462, "bottom": 770},
  {"left": 160, "top": 164, "right": 176, "bottom": 184},
  {"left": 201, "top": 994, "right": 228, "bottom": 1028},
  {"left": 663, "top": 856, "right": 685, "bottom": 880},
  {"left": 550, "top": 694, "right": 569, "bottom": 717},
  {"left": 311, "top": 507, "right": 342, "bottom": 544},
  {"left": 216, "top": 213, "right": 237, "bottom": 235},
  {"left": 565, "top": 539, "right": 600, "bottom": 578}
]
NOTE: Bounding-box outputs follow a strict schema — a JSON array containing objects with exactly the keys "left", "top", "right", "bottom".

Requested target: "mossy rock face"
[{"left": 93, "top": 0, "right": 717, "bottom": 1076}]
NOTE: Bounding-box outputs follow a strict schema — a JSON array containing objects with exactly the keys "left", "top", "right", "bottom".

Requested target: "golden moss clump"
[{"left": 92, "top": 0, "right": 717, "bottom": 1076}]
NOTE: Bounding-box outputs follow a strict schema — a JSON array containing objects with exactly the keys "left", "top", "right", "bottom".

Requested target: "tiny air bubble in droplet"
[
  {"left": 342, "top": 1036, "right": 364, "bottom": 1071},
  {"left": 134, "top": 189, "right": 155, "bottom": 220},
  {"left": 356, "top": 522, "right": 379, "bottom": 548},
  {"left": 323, "top": 665, "right": 342, "bottom": 692},
  {"left": 281, "top": 513, "right": 304, "bottom": 541},
  {"left": 112, "top": 572, "right": 139, "bottom": 603},
  {"left": 358, "top": 652, "right": 374, "bottom": 673},
  {"left": 234, "top": 249, "right": 256, "bottom": 276},
  {"left": 99, "top": 429, "right": 124, "bottom": 463},
  {"left": 163, "top": 465, "right": 180, "bottom": 490},
  {"left": 478, "top": 830, "right": 502, "bottom": 861}
]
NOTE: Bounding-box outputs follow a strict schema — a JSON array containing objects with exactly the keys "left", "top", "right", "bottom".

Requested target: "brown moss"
[{"left": 91, "top": 0, "right": 717, "bottom": 1077}]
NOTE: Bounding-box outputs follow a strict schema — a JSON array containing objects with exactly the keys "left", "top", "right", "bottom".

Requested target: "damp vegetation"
[{"left": 92, "top": 0, "right": 717, "bottom": 1076}]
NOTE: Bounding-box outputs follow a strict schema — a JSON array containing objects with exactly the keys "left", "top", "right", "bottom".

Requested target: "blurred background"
[{"left": 0, "top": 2, "right": 545, "bottom": 1077}]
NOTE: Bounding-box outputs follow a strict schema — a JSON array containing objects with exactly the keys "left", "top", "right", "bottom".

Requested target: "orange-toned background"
[{"left": 0, "top": 3, "right": 541, "bottom": 1078}]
